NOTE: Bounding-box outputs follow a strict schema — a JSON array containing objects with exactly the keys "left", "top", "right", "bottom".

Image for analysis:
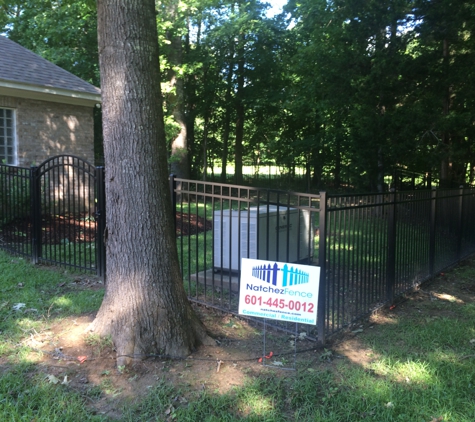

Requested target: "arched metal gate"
[{"left": 30, "top": 155, "right": 105, "bottom": 276}]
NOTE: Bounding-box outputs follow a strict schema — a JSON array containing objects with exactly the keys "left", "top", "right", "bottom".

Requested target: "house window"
[{"left": 0, "top": 108, "right": 16, "bottom": 165}]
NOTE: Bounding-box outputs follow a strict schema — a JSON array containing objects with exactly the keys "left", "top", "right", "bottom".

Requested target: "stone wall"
[{"left": 0, "top": 95, "right": 95, "bottom": 167}]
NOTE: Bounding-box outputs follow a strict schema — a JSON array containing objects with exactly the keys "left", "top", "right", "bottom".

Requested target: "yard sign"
[{"left": 238, "top": 258, "right": 320, "bottom": 325}]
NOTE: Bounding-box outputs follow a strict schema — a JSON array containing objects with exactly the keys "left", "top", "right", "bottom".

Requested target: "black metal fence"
[
  {"left": 2, "top": 156, "right": 475, "bottom": 345},
  {"left": 318, "top": 189, "right": 475, "bottom": 341},
  {"left": 171, "top": 176, "right": 320, "bottom": 337},
  {"left": 171, "top": 177, "right": 475, "bottom": 343},
  {"left": 204, "top": 167, "right": 309, "bottom": 192},
  {"left": 0, "top": 156, "right": 106, "bottom": 276},
  {"left": 0, "top": 164, "right": 32, "bottom": 257}
]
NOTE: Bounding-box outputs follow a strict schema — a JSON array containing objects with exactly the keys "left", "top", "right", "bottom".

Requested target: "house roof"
[{"left": 0, "top": 36, "right": 101, "bottom": 107}]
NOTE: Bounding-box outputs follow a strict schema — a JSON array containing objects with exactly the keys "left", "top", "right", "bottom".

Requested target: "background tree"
[
  {"left": 410, "top": 0, "right": 475, "bottom": 187},
  {"left": 90, "top": 0, "right": 211, "bottom": 366},
  {"left": 3, "top": 0, "right": 475, "bottom": 192},
  {"left": 3, "top": 0, "right": 99, "bottom": 85},
  {"left": 1, "top": 0, "right": 103, "bottom": 159},
  {"left": 159, "top": 0, "right": 191, "bottom": 179}
]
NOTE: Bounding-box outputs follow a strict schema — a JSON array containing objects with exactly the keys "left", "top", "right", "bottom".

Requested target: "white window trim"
[{"left": 0, "top": 107, "right": 17, "bottom": 166}]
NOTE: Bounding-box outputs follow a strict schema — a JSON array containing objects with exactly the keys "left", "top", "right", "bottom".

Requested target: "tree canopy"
[{"left": 2, "top": 0, "right": 475, "bottom": 191}]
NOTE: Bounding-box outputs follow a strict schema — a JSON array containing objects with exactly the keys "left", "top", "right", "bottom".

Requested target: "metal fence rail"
[
  {"left": 2, "top": 157, "right": 475, "bottom": 345},
  {"left": 317, "top": 188, "right": 475, "bottom": 341},
  {"left": 0, "top": 157, "right": 105, "bottom": 276},
  {"left": 171, "top": 176, "right": 321, "bottom": 337},
  {"left": 171, "top": 179, "right": 475, "bottom": 343},
  {"left": 0, "top": 164, "right": 32, "bottom": 257}
]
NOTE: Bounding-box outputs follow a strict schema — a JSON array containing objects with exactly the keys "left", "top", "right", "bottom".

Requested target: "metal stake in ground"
[{"left": 261, "top": 318, "right": 297, "bottom": 371}]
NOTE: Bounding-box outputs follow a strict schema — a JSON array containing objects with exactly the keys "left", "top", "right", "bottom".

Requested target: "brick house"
[{"left": 0, "top": 36, "right": 101, "bottom": 167}]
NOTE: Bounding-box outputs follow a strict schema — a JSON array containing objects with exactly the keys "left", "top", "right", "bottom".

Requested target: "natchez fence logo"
[
  {"left": 251, "top": 262, "right": 310, "bottom": 287},
  {"left": 239, "top": 258, "right": 320, "bottom": 325}
]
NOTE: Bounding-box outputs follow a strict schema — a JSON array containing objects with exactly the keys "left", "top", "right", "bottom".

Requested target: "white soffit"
[{"left": 0, "top": 80, "right": 101, "bottom": 107}]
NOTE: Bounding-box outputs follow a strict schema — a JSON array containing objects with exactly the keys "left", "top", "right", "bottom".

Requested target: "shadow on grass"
[{"left": 2, "top": 250, "right": 475, "bottom": 421}]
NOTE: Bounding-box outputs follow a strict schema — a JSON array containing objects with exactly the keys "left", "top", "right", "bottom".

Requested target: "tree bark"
[
  {"left": 221, "top": 46, "right": 235, "bottom": 183},
  {"left": 92, "top": 0, "right": 211, "bottom": 367},
  {"left": 440, "top": 37, "right": 452, "bottom": 188},
  {"left": 234, "top": 32, "right": 245, "bottom": 185},
  {"left": 166, "top": 0, "right": 190, "bottom": 179}
]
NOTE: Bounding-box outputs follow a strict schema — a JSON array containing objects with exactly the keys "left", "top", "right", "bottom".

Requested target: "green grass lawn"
[{"left": 1, "top": 249, "right": 475, "bottom": 421}]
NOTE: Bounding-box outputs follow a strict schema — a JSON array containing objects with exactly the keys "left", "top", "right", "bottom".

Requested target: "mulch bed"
[
  {"left": 175, "top": 212, "right": 212, "bottom": 236},
  {"left": 1, "top": 212, "right": 211, "bottom": 245}
]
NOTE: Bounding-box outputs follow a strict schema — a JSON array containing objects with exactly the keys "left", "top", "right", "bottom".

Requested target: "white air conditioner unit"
[{"left": 213, "top": 205, "right": 314, "bottom": 272}]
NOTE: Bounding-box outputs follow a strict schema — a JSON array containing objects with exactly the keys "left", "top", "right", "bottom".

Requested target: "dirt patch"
[
  {"left": 10, "top": 258, "right": 475, "bottom": 419},
  {"left": 20, "top": 307, "right": 319, "bottom": 419},
  {"left": 1, "top": 214, "right": 96, "bottom": 244},
  {"left": 329, "top": 260, "right": 475, "bottom": 367}
]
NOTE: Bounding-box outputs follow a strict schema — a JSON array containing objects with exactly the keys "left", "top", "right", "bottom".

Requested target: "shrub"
[{"left": 0, "top": 165, "right": 31, "bottom": 226}]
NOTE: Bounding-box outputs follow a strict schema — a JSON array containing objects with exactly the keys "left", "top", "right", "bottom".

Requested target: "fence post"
[
  {"left": 30, "top": 166, "right": 41, "bottom": 264},
  {"left": 429, "top": 189, "right": 437, "bottom": 277},
  {"left": 386, "top": 190, "right": 397, "bottom": 303},
  {"left": 457, "top": 186, "right": 464, "bottom": 261},
  {"left": 317, "top": 191, "right": 327, "bottom": 345},
  {"left": 95, "top": 166, "right": 106, "bottom": 279},
  {"left": 169, "top": 174, "right": 177, "bottom": 231}
]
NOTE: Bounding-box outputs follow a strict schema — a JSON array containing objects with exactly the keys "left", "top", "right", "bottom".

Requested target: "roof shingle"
[{"left": 0, "top": 35, "right": 100, "bottom": 96}]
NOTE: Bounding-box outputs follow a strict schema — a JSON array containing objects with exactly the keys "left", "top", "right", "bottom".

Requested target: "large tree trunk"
[
  {"left": 170, "top": 75, "right": 190, "bottom": 179},
  {"left": 92, "top": 0, "right": 211, "bottom": 367},
  {"left": 185, "top": 16, "right": 197, "bottom": 178},
  {"left": 234, "top": 34, "right": 245, "bottom": 185},
  {"left": 440, "top": 37, "right": 452, "bottom": 189},
  {"left": 334, "top": 118, "right": 342, "bottom": 189},
  {"left": 202, "top": 110, "right": 210, "bottom": 181},
  {"left": 221, "top": 46, "right": 235, "bottom": 183},
  {"left": 166, "top": 0, "right": 190, "bottom": 179}
]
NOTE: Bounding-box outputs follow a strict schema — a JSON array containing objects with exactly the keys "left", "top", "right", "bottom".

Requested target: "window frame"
[{"left": 0, "top": 107, "right": 17, "bottom": 166}]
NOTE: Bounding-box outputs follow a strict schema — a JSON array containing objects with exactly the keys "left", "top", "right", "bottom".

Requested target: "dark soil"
[
  {"left": 175, "top": 212, "right": 212, "bottom": 236},
  {"left": 1, "top": 212, "right": 212, "bottom": 245},
  {"left": 1, "top": 214, "right": 96, "bottom": 244}
]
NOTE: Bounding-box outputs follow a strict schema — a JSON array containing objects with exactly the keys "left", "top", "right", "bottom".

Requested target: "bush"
[{"left": 0, "top": 165, "right": 31, "bottom": 226}]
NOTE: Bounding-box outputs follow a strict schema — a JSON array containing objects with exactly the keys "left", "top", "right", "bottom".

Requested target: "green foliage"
[
  {"left": 283, "top": 0, "right": 475, "bottom": 190},
  {"left": 1, "top": 0, "right": 99, "bottom": 86},
  {"left": 3, "top": 0, "right": 475, "bottom": 191},
  {"left": 0, "top": 168, "right": 30, "bottom": 225}
]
